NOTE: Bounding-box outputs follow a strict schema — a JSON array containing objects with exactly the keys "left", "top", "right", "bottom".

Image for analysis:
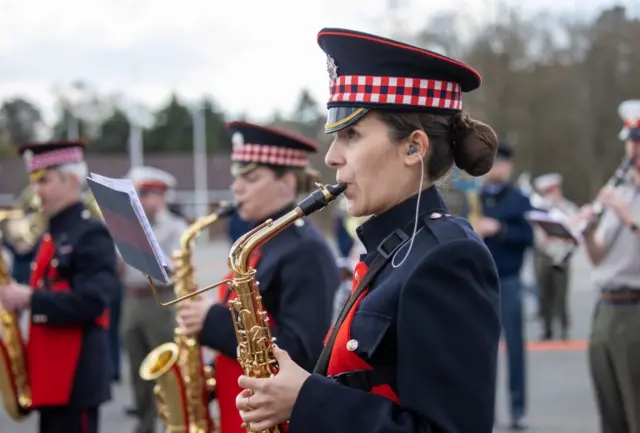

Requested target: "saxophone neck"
[
  {"left": 178, "top": 201, "right": 237, "bottom": 252},
  {"left": 231, "top": 209, "right": 303, "bottom": 274},
  {"left": 229, "top": 182, "right": 347, "bottom": 274}
]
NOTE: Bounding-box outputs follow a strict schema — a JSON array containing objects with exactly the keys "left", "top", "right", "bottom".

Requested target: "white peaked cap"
[
  {"left": 534, "top": 173, "right": 562, "bottom": 191},
  {"left": 127, "top": 166, "right": 177, "bottom": 190},
  {"left": 618, "top": 100, "right": 640, "bottom": 140}
]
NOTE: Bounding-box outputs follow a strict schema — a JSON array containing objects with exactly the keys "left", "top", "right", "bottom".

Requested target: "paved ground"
[{"left": 2, "top": 239, "right": 601, "bottom": 432}]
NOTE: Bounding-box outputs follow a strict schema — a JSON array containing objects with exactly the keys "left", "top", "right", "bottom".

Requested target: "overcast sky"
[{"left": 0, "top": 0, "right": 629, "bottom": 128}]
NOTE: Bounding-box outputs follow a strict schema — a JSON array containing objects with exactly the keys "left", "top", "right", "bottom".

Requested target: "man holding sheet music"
[
  {"left": 531, "top": 173, "right": 578, "bottom": 341},
  {"left": 0, "top": 140, "right": 120, "bottom": 433},
  {"left": 119, "top": 166, "right": 188, "bottom": 433},
  {"left": 580, "top": 102, "right": 640, "bottom": 433}
]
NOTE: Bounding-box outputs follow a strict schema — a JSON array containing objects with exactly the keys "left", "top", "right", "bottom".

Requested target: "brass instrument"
[
  {"left": 553, "top": 155, "right": 635, "bottom": 269},
  {"left": 152, "top": 183, "right": 346, "bottom": 433},
  {"left": 139, "top": 202, "right": 237, "bottom": 433},
  {"left": 0, "top": 210, "right": 32, "bottom": 421}
]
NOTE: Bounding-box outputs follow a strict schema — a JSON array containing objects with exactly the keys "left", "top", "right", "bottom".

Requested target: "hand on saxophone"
[
  {"left": 0, "top": 280, "right": 32, "bottom": 311},
  {"left": 176, "top": 296, "right": 215, "bottom": 336},
  {"left": 236, "top": 345, "right": 310, "bottom": 431}
]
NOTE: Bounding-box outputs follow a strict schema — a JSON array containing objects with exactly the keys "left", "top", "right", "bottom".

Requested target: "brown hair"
[
  {"left": 374, "top": 110, "right": 498, "bottom": 180},
  {"left": 270, "top": 166, "right": 321, "bottom": 194}
]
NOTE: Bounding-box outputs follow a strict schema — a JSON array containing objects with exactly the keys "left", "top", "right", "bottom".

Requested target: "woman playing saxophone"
[
  {"left": 176, "top": 122, "right": 341, "bottom": 433},
  {"left": 235, "top": 28, "right": 501, "bottom": 433}
]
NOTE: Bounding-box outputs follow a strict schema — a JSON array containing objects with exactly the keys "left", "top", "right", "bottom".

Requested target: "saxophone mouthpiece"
[
  {"left": 297, "top": 182, "right": 348, "bottom": 216},
  {"left": 217, "top": 201, "right": 239, "bottom": 218},
  {"left": 325, "top": 182, "right": 348, "bottom": 197}
]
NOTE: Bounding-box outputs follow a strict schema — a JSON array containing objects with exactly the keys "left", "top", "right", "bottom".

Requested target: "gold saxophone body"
[
  {"left": 222, "top": 183, "right": 345, "bottom": 433},
  {"left": 0, "top": 209, "right": 32, "bottom": 421},
  {"left": 139, "top": 202, "right": 237, "bottom": 433}
]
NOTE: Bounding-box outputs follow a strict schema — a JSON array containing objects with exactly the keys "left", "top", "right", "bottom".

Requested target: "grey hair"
[{"left": 57, "top": 161, "right": 88, "bottom": 188}]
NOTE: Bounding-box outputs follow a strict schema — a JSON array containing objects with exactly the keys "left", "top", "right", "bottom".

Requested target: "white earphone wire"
[{"left": 392, "top": 151, "right": 424, "bottom": 268}]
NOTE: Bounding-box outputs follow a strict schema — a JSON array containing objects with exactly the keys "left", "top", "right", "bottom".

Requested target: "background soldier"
[
  {"left": 532, "top": 173, "right": 578, "bottom": 341},
  {"left": 0, "top": 140, "right": 120, "bottom": 433},
  {"left": 477, "top": 143, "right": 534, "bottom": 430},
  {"left": 584, "top": 101, "right": 640, "bottom": 433},
  {"left": 120, "top": 166, "right": 188, "bottom": 433}
]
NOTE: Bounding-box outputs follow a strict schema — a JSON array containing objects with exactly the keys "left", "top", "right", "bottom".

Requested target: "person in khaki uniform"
[
  {"left": 531, "top": 173, "right": 578, "bottom": 341},
  {"left": 581, "top": 100, "right": 640, "bottom": 433},
  {"left": 120, "top": 166, "right": 188, "bottom": 433}
]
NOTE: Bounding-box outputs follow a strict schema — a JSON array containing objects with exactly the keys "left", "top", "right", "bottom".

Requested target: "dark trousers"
[
  {"left": 39, "top": 407, "right": 99, "bottom": 433},
  {"left": 589, "top": 298, "right": 640, "bottom": 433},
  {"left": 108, "top": 284, "right": 123, "bottom": 380},
  {"left": 535, "top": 252, "right": 570, "bottom": 338},
  {"left": 499, "top": 275, "right": 527, "bottom": 422}
]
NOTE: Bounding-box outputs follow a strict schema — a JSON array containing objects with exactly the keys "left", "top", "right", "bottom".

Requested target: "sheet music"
[
  {"left": 525, "top": 210, "right": 579, "bottom": 242},
  {"left": 87, "top": 173, "right": 171, "bottom": 282}
]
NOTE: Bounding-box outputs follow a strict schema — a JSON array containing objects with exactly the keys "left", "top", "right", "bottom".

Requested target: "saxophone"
[
  {"left": 0, "top": 209, "right": 32, "bottom": 421},
  {"left": 139, "top": 202, "right": 237, "bottom": 433},
  {"left": 225, "top": 183, "right": 345, "bottom": 433}
]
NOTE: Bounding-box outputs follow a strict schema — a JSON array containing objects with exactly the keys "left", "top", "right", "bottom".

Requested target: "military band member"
[
  {"left": 531, "top": 173, "right": 578, "bottom": 341},
  {"left": 120, "top": 166, "right": 188, "bottom": 433},
  {"left": 584, "top": 100, "right": 640, "bottom": 433},
  {"left": 176, "top": 121, "right": 340, "bottom": 433},
  {"left": 478, "top": 143, "right": 533, "bottom": 429},
  {"left": 0, "top": 140, "right": 120, "bottom": 433},
  {"left": 234, "top": 28, "right": 501, "bottom": 433}
]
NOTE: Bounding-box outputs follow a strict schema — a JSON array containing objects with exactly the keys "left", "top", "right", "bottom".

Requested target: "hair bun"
[{"left": 450, "top": 114, "right": 499, "bottom": 177}]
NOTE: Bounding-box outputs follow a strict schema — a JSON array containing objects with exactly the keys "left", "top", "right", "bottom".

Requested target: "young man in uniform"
[
  {"left": 176, "top": 121, "right": 340, "bottom": 433},
  {"left": 119, "top": 166, "right": 188, "bottom": 433},
  {"left": 475, "top": 143, "right": 534, "bottom": 430},
  {"left": 0, "top": 140, "right": 120, "bottom": 433},
  {"left": 531, "top": 173, "right": 578, "bottom": 341},
  {"left": 584, "top": 100, "right": 640, "bottom": 433}
]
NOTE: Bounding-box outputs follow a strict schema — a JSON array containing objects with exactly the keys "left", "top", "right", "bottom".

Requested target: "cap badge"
[
  {"left": 326, "top": 55, "right": 339, "bottom": 83},
  {"left": 231, "top": 132, "right": 244, "bottom": 151}
]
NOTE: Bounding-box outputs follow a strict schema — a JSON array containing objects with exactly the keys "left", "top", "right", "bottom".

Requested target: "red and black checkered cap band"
[
  {"left": 231, "top": 144, "right": 309, "bottom": 167},
  {"left": 26, "top": 147, "right": 84, "bottom": 173},
  {"left": 329, "top": 75, "right": 462, "bottom": 110}
]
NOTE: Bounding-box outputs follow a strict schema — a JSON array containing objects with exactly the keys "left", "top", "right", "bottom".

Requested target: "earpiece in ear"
[{"left": 407, "top": 145, "right": 418, "bottom": 155}]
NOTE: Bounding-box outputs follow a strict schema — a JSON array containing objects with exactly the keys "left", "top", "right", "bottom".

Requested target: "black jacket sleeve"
[
  {"left": 288, "top": 238, "right": 501, "bottom": 433},
  {"left": 269, "top": 239, "right": 339, "bottom": 370},
  {"left": 198, "top": 238, "right": 339, "bottom": 369},
  {"left": 30, "top": 226, "right": 119, "bottom": 326},
  {"left": 493, "top": 192, "right": 534, "bottom": 248}
]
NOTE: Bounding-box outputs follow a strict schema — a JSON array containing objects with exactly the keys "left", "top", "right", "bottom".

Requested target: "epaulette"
[{"left": 422, "top": 212, "right": 470, "bottom": 245}]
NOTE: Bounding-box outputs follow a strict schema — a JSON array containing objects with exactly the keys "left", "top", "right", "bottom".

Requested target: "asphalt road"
[{"left": 2, "top": 240, "right": 602, "bottom": 433}]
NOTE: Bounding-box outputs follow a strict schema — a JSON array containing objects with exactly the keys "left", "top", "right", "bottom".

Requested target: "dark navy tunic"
[
  {"left": 288, "top": 186, "right": 501, "bottom": 433},
  {"left": 199, "top": 203, "right": 341, "bottom": 372},
  {"left": 30, "top": 201, "right": 120, "bottom": 408}
]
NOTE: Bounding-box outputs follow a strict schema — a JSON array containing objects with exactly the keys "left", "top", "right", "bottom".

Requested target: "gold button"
[
  {"left": 354, "top": 271, "right": 359, "bottom": 280},
  {"left": 346, "top": 339, "right": 358, "bottom": 351},
  {"left": 51, "top": 259, "right": 58, "bottom": 268}
]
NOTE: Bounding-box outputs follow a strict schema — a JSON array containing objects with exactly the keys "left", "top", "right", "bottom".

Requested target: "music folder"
[
  {"left": 525, "top": 210, "right": 580, "bottom": 243},
  {"left": 86, "top": 173, "right": 172, "bottom": 284}
]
